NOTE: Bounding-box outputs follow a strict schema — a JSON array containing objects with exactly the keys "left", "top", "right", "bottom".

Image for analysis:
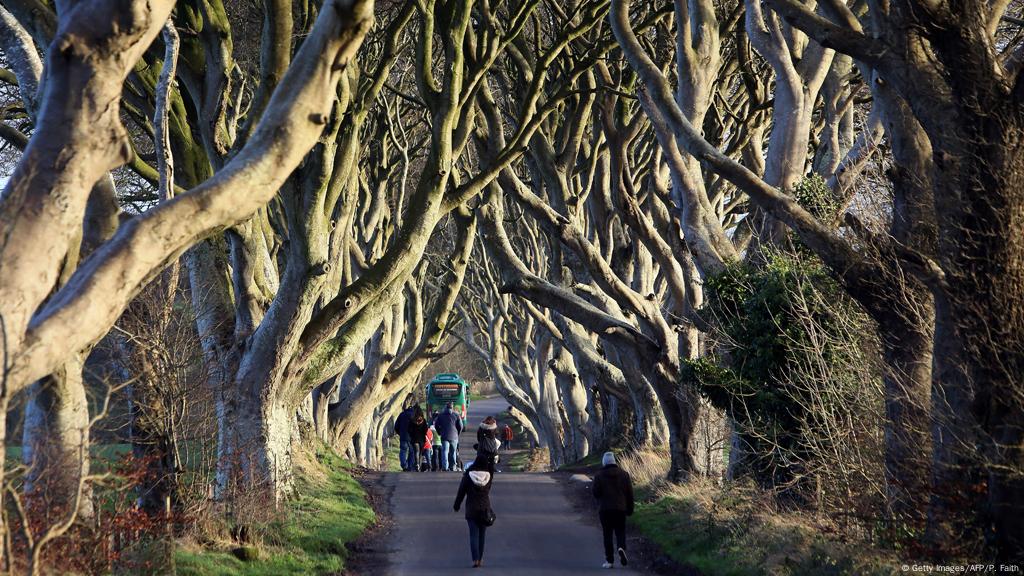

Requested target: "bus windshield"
[{"left": 426, "top": 374, "right": 469, "bottom": 419}]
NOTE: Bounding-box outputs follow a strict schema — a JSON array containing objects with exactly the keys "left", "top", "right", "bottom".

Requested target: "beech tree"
[
  {"left": 217, "top": 0, "right": 601, "bottom": 492},
  {"left": 764, "top": 0, "right": 1024, "bottom": 558},
  {"left": 0, "top": 0, "right": 1021, "bottom": 565},
  {"left": 606, "top": 0, "right": 934, "bottom": 519},
  {"left": 0, "top": 1, "right": 377, "bottom": 539},
  {"left": 610, "top": 0, "right": 1022, "bottom": 558}
]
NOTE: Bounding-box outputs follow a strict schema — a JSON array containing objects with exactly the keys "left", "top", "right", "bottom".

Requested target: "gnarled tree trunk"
[{"left": 22, "top": 356, "right": 93, "bottom": 520}]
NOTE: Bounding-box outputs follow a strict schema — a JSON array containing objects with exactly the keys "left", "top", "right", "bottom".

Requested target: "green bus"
[{"left": 425, "top": 373, "right": 470, "bottom": 420}]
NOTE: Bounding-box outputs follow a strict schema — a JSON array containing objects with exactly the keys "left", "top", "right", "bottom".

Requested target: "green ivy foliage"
[
  {"left": 684, "top": 235, "right": 877, "bottom": 493},
  {"left": 791, "top": 173, "right": 840, "bottom": 221},
  {"left": 694, "top": 250, "right": 854, "bottom": 382}
]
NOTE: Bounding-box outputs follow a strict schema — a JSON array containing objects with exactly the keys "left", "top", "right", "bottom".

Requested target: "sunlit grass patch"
[
  {"left": 175, "top": 448, "right": 375, "bottom": 576},
  {"left": 630, "top": 477, "right": 897, "bottom": 575}
]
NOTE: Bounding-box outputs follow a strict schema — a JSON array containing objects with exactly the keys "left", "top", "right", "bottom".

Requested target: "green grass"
[
  {"left": 6, "top": 442, "right": 215, "bottom": 476},
  {"left": 175, "top": 449, "right": 376, "bottom": 576},
  {"left": 630, "top": 485, "right": 898, "bottom": 576},
  {"left": 383, "top": 439, "right": 402, "bottom": 472},
  {"left": 632, "top": 491, "right": 750, "bottom": 576},
  {"left": 557, "top": 452, "right": 604, "bottom": 471},
  {"left": 5, "top": 443, "right": 132, "bottom": 466},
  {"left": 503, "top": 449, "right": 532, "bottom": 472}
]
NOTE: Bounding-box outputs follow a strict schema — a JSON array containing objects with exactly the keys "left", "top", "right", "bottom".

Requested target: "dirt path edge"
[{"left": 341, "top": 469, "right": 396, "bottom": 576}]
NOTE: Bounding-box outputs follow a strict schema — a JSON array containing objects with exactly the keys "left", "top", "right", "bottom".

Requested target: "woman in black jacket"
[
  {"left": 453, "top": 459, "right": 495, "bottom": 567},
  {"left": 475, "top": 416, "right": 500, "bottom": 467},
  {"left": 408, "top": 407, "right": 429, "bottom": 472}
]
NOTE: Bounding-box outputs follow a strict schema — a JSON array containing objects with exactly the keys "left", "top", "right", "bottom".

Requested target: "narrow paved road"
[{"left": 383, "top": 396, "right": 640, "bottom": 575}]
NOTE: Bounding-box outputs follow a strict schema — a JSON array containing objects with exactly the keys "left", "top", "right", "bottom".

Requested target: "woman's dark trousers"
[
  {"left": 599, "top": 510, "right": 626, "bottom": 563},
  {"left": 467, "top": 519, "right": 487, "bottom": 562},
  {"left": 412, "top": 443, "right": 424, "bottom": 471}
]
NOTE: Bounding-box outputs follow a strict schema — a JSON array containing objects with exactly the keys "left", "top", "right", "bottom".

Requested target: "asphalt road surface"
[{"left": 383, "top": 396, "right": 640, "bottom": 575}]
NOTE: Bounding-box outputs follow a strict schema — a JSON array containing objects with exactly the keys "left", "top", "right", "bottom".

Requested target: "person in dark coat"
[
  {"left": 408, "top": 406, "right": 430, "bottom": 472},
  {"left": 592, "top": 451, "right": 634, "bottom": 568},
  {"left": 393, "top": 406, "right": 415, "bottom": 471},
  {"left": 454, "top": 459, "right": 495, "bottom": 567},
  {"left": 475, "top": 416, "right": 500, "bottom": 467},
  {"left": 433, "top": 402, "right": 464, "bottom": 471}
]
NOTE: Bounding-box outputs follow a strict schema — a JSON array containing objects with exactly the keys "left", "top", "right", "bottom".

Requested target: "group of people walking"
[
  {"left": 453, "top": 419, "right": 634, "bottom": 570},
  {"left": 399, "top": 402, "right": 635, "bottom": 570},
  {"left": 393, "top": 402, "right": 464, "bottom": 472}
]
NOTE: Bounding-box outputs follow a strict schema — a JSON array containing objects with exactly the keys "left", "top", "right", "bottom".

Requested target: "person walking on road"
[
  {"left": 592, "top": 451, "right": 634, "bottom": 569},
  {"left": 501, "top": 424, "right": 514, "bottom": 451},
  {"left": 393, "top": 405, "right": 415, "bottom": 471},
  {"left": 475, "top": 416, "right": 501, "bottom": 467},
  {"left": 454, "top": 459, "right": 496, "bottom": 568},
  {"left": 434, "top": 402, "right": 463, "bottom": 471},
  {"left": 408, "top": 406, "right": 430, "bottom": 472}
]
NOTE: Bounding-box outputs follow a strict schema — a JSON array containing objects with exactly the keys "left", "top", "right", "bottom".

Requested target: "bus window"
[{"left": 426, "top": 375, "right": 469, "bottom": 420}]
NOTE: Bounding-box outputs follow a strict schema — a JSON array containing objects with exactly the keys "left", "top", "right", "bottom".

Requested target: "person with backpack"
[
  {"left": 393, "top": 405, "right": 415, "bottom": 471},
  {"left": 453, "top": 458, "right": 496, "bottom": 568},
  {"left": 501, "top": 424, "right": 514, "bottom": 451},
  {"left": 433, "top": 402, "right": 464, "bottom": 471},
  {"left": 408, "top": 406, "right": 430, "bottom": 472},
  {"left": 592, "top": 451, "right": 634, "bottom": 569}
]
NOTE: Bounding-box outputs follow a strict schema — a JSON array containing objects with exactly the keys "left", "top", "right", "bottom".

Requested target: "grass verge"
[
  {"left": 383, "top": 438, "right": 402, "bottom": 472},
  {"left": 504, "top": 449, "right": 532, "bottom": 472},
  {"left": 503, "top": 447, "right": 550, "bottom": 472},
  {"left": 617, "top": 449, "right": 899, "bottom": 576},
  {"left": 557, "top": 451, "right": 603, "bottom": 472},
  {"left": 175, "top": 448, "right": 375, "bottom": 576}
]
